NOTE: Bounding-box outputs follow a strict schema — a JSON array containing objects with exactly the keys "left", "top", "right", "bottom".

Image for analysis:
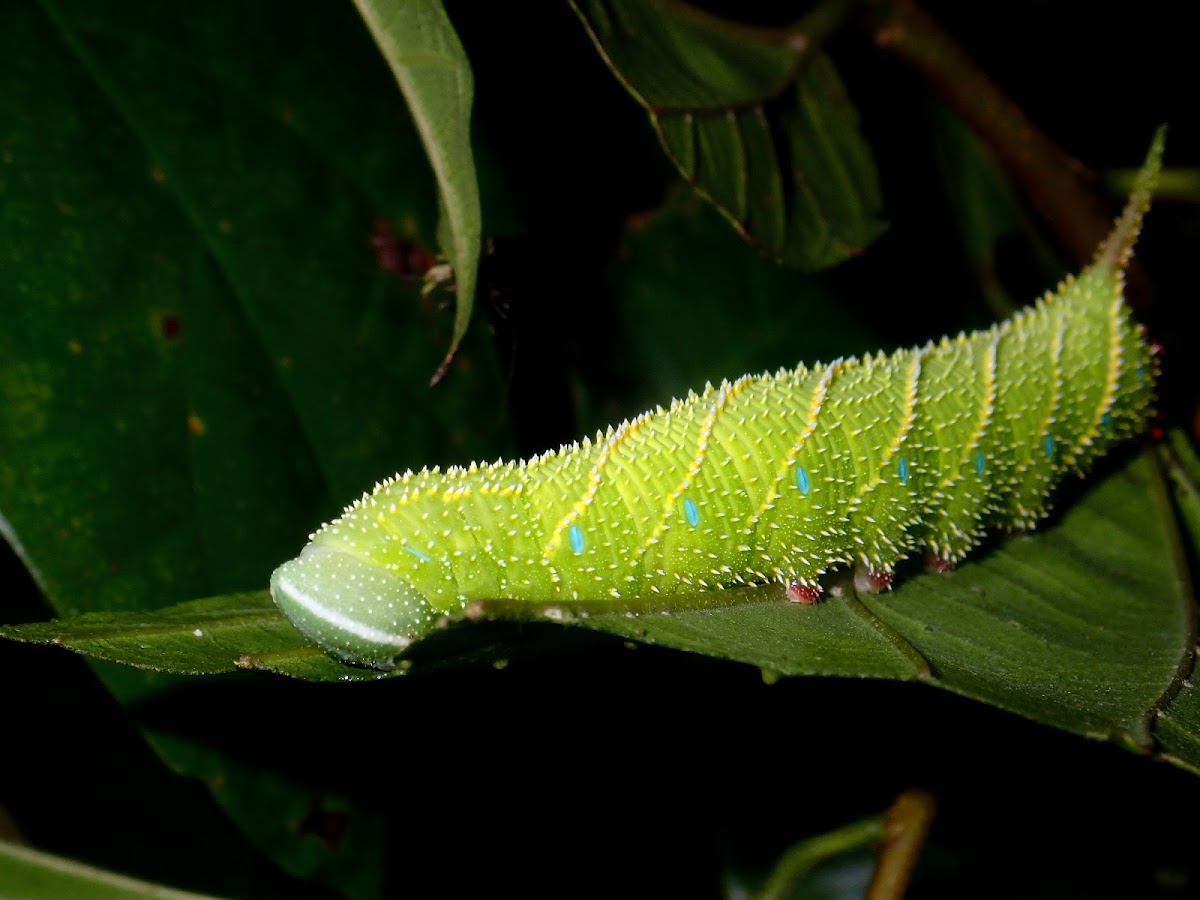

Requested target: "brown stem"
[
  {"left": 865, "top": 788, "right": 938, "bottom": 900},
  {"left": 860, "top": 0, "right": 1151, "bottom": 307}
]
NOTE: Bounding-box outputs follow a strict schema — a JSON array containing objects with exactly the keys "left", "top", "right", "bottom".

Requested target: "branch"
[
  {"left": 860, "top": 1, "right": 1151, "bottom": 305},
  {"left": 866, "top": 788, "right": 938, "bottom": 900}
]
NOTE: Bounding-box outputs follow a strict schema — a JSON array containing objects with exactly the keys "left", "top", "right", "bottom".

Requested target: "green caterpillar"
[{"left": 272, "top": 133, "right": 1162, "bottom": 669}]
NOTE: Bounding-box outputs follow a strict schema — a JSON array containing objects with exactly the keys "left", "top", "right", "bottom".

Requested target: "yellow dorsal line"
[
  {"left": 1066, "top": 290, "right": 1125, "bottom": 470},
  {"left": 807, "top": 350, "right": 923, "bottom": 571},
  {"left": 636, "top": 375, "right": 752, "bottom": 556},
  {"left": 1006, "top": 312, "right": 1065, "bottom": 523},
  {"left": 518, "top": 465, "right": 562, "bottom": 586},
  {"left": 1044, "top": 317, "right": 1067, "bottom": 474},
  {"left": 938, "top": 331, "right": 999, "bottom": 491},
  {"left": 862, "top": 348, "right": 922, "bottom": 497},
  {"left": 543, "top": 409, "right": 657, "bottom": 555},
  {"left": 748, "top": 361, "right": 838, "bottom": 528}
]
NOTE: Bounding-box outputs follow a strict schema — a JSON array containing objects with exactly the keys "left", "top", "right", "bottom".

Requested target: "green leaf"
[
  {"left": 10, "top": 442, "right": 1198, "bottom": 773},
  {"left": 0, "top": 839, "right": 219, "bottom": 900},
  {"left": 1164, "top": 428, "right": 1200, "bottom": 554},
  {"left": 572, "top": 0, "right": 885, "bottom": 269},
  {"left": 1155, "top": 432, "right": 1200, "bottom": 772},
  {"left": 0, "top": 593, "right": 390, "bottom": 683},
  {"left": 352, "top": 0, "right": 481, "bottom": 379},
  {"left": 474, "top": 449, "right": 1196, "bottom": 761}
]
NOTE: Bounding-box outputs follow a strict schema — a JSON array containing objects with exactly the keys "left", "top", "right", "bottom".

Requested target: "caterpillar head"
[{"left": 269, "top": 544, "right": 433, "bottom": 670}]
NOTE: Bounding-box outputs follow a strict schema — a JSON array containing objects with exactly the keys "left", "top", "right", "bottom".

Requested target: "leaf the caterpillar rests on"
[{"left": 271, "top": 132, "right": 1164, "bottom": 669}]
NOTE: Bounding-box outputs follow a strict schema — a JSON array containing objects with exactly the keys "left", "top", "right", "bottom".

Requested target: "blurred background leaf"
[
  {"left": 572, "top": 0, "right": 887, "bottom": 269},
  {"left": 351, "top": 0, "right": 481, "bottom": 380},
  {"left": 0, "top": 839, "right": 220, "bottom": 900}
]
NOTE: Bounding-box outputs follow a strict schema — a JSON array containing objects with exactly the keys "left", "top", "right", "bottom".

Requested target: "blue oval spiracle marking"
[
  {"left": 404, "top": 545, "right": 432, "bottom": 562},
  {"left": 1137, "top": 362, "right": 1146, "bottom": 386},
  {"left": 1101, "top": 412, "right": 1112, "bottom": 435},
  {"left": 569, "top": 524, "right": 585, "bottom": 555},
  {"left": 898, "top": 456, "right": 909, "bottom": 485},
  {"left": 796, "top": 466, "right": 811, "bottom": 496},
  {"left": 683, "top": 497, "right": 700, "bottom": 527},
  {"left": 975, "top": 451, "right": 985, "bottom": 477},
  {"left": 1044, "top": 434, "right": 1056, "bottom": 460}
]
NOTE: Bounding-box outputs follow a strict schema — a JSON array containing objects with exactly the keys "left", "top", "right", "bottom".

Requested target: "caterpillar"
[{"left": 271, "top": 133, "right": 1162, "bottom": 669}]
